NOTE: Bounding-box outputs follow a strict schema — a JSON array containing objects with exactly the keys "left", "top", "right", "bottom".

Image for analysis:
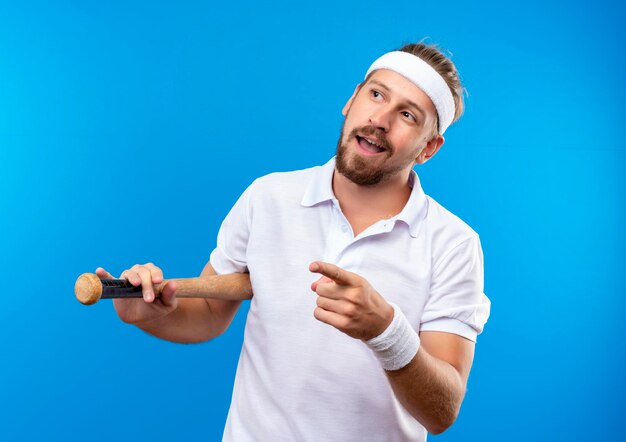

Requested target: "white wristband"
[{"left": 365, "top": 303, "right": 420, "bottom": 371}]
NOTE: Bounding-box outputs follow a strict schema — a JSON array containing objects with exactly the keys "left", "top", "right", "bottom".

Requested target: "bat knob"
[{"left": 75, "top": 273, "right": 103, "bottom": 305}]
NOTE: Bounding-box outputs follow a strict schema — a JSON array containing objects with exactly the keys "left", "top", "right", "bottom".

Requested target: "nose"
[{"left": 368, "top": 106, "right": 392, "bottom": 133}]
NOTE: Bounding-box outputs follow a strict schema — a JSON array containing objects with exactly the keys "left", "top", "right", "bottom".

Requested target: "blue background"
[{"left": 1, "top": 1, "right": 624, "bottom": 440}]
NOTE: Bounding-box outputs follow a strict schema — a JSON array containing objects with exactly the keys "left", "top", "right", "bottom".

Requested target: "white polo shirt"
[{"left": 210, "top": 157, "right": 490, "bottom": 442}]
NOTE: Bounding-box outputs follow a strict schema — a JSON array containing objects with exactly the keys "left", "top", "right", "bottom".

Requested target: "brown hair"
[{"left": 396, "top": 42, "right": 466, "bottom": 135}]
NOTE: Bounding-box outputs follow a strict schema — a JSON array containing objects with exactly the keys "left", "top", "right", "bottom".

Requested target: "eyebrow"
[{"left": 368, "top": 79, "right": 426, "bottom": 121}]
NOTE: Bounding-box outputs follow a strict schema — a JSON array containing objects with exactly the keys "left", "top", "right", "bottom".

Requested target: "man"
[{"left": 98, "top": 42, "right": 491, "bottom": 441}]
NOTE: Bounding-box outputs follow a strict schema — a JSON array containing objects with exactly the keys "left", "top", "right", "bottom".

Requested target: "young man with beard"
[{"left": 98, "top": 42, "right": 491, "bottom": 441}]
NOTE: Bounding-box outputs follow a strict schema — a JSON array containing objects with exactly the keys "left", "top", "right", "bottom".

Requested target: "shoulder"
[
  {"left": 252, "top": 165, "right": 317, "bottom": 188},
  {"left": 247, "top": 165, "right": 320, "bottom": 201},
  {"left": 423, "top": 195, "right": 480, "bottom": 253},
  {"left": 250, "top": 166, "right": 321, "bottom": 193}
]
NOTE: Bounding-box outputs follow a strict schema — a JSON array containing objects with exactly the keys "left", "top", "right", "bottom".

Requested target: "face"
[{"left": 335, "top": 69, "right": 443, "bottom": 186}]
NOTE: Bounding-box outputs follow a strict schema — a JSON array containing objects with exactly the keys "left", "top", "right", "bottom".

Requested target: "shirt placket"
[
  {"left": 322, "top": 199, "right": 397, "bottom": 265},
  {"left": 321, "top": 199, "right": 354, "bottom": 263}
]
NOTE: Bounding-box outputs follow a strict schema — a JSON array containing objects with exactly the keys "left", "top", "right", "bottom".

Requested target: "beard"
[{"left": 335, "top": 123, "right": 404, "bottom": 186}]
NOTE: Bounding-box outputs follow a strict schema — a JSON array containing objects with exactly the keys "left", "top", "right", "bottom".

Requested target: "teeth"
[{"left": 364, "top": 138, "right": 383, "bottom": 149}]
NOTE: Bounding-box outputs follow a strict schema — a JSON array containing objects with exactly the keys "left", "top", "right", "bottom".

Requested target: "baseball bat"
[{"left": 75, "top": 272, "right": 252, "bottom": 305}]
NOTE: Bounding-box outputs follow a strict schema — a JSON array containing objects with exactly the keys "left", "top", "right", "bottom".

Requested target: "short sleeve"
[
  {"left": 209, "top": 184, "right": 253, "bottom": 275},
  {"left": 420, "top": 235, "right": 491, "bottom": 342}
]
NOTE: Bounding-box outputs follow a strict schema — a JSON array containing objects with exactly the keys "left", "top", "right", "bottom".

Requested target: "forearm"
[
  {"left": 135, "top": 297, "right": 242, "bottom": 343},
  {"left": 385, "top": 345, "right": 465, "bottom": 434}
]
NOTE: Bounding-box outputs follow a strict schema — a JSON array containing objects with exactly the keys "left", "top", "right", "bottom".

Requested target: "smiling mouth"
[{"left": 356, "top": 135, "right": 387, "bottom": 154}]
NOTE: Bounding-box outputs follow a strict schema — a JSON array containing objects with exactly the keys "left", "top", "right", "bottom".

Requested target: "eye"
[
  {"left": 401, "top": 111, "right": 417, "bottom": 122},
  {"left": 370, "top": 89, "right": 383, "bottom": 101}
]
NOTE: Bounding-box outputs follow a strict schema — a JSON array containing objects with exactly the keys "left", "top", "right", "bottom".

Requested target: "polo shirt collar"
[
  {"left": 301, "top": 157, "right": 427, "bottom": 238},
  {"left": 301, "top": 157, "right": 337, "bottom": 207},
  {"left": 397, "top": 170, "right": 428, "bottom": 238}
]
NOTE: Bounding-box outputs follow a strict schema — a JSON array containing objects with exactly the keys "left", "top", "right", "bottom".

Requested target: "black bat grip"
[{"left": 100, "top": 278, "right": 144, "bottom": 299}]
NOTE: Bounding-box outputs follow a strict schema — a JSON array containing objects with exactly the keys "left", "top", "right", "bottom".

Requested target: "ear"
[
  {"left": 342, "top": 84, "right": 362, "bottom": 116},
  {"left": 415, "top": 134, "right": 445, "bottom": 165}
]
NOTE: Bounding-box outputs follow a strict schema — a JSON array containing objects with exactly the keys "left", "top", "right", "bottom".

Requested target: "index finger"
[{"left": 309, "top": 261, "right": 358, "bottom": 286}]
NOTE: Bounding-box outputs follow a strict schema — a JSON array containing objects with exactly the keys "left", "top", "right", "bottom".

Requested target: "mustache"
[{"left": 349, "top": 125, "right": 393, "bottom": 153}]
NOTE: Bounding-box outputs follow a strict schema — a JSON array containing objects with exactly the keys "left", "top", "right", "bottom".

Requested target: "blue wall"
[{"left": 1, "top": 1, "right": 624, "bottom": 440}]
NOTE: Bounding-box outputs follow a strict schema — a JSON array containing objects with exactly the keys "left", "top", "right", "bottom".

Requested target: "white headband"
[{"left": 365, "top": 51, "right": 455, "bottom": 134}]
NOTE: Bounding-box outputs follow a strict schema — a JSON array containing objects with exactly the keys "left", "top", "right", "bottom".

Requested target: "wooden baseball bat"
[{"left": 75, "top": 272, "right": 252, "bottom": 305}]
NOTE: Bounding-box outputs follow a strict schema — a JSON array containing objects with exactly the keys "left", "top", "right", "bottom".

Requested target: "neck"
[{"left": 332, "top": 168, "right": 413, "bottom": 222}]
